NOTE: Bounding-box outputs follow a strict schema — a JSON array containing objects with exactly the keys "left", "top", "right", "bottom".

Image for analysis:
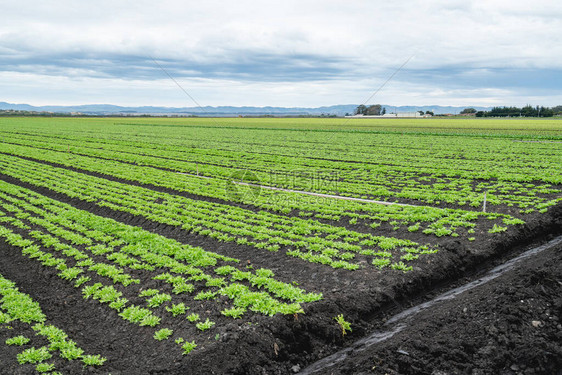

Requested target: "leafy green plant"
[
  {"left": 120, "top": 305, "right": 153, "bottom": 324},
  {"left": 140, "top": 315, "right": 161, "bottom": 327},
  {"left": 391, "top": 261, "right": 413, "bottom": 272},
  {"left": 147, "top": 293, "right": 172, "bottom": 308},
  {"left": 221, "top": 307, "right": 245, "bottom": 319},
  {"left": 401, "top": 253, "right": 418, "bottom": 261},
  {"left": 35, "top": 362, "right": 56, "bottom": 373},
  {"left": 194, "top": 290, "right": 218, "bottom": 301},
  {"left": 165, "top": 303, "right": 188, "bottom": 317},
  {"left": 372, "top": 258, "right": 391, "bottom": 269},
  {"left": 196, "top": 318, "right": 215, "bottom": 331},
  {"left": 82, "top": 354, "right": 107, "bottom": 367},
  {"left": 502, "top": 217, "right": 525, "bottom": 225},
  {"left": 139, "top": 289, "right": 160, "bottom": 297},
  {"left": 186, "top": 313, "right": 200, "bottom": 322},
  {"left": 94, "top": 285, "right": 122, "bottom": 303},
  {"left": 109, "top": 297, "right": 128, "bottom": 311},
  {"left": 172, "top": 282, "right": 195, "bottom": 294},
  {"left": 0, "top": 311, "right": 14, "bottom": 324},
  {"left": 59, "top": 341, "right": 84, "bottom": 360},
  {"left": 17, "top": 346, "right": 52, "bottom": 364},
  {"left": 82, "top": 283, "right": 102, "bottom": 299},
  {"left": 407, "top": 223, "right": 420, "bottom": 232},
  {"left": 6, "top": 335, "right": 30, "bottom": 346},
  {"left": 489, "top": 224, "right": 507, "bottom": 233},
  {"left": 74, "top": 276, "right": 91, "bottom": 288},
  {"left": 153, "top": 328, "right": 173, "bottom": 341},
  {"left": 334, "top": 314, "right": 352, "bottom": 336},
  {"left": 181, "top": 340, "right": 197, "bottom": 355},
  {"left": 58, "top": 267, "right": 84, "bottom": 281}
]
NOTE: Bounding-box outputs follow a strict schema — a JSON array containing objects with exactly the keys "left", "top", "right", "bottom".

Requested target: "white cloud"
[{"left": 1, "top": 0, "right": 561, "bottom": 106}]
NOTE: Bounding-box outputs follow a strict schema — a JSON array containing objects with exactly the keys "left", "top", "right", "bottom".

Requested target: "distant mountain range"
[{"left": 0, "top": 102, "right": 492, "bottom": 116}]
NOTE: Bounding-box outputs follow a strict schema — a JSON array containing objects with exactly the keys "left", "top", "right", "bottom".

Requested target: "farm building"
[{"left": 345, "top": 112, "right": 431, "bottom": 118}]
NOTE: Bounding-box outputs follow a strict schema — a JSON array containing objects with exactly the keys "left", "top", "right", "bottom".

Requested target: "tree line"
[
  {"left": 469, "top": 105, "right": 562, "bottom": 118},
  {"left": 0, "top": 110, "right": 71, "bottom": 117},
  {"left": 353, "top": 105, "right": 562, "bottom": 118}
]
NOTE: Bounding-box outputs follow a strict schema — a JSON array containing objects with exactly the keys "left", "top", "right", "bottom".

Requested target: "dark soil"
[
  {"left": 0, "top": 164, "right": 560, "bottom": 374},
  {"left": 0, "top": 236, "right": 181, "bottom": 374},
  {"left": 319, "top": 239, "right": 562, "bottom": 375}
]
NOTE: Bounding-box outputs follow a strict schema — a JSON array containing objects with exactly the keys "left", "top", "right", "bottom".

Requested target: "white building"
[{"left": 345, "top": 112, "right": 431, "bottom": 118}]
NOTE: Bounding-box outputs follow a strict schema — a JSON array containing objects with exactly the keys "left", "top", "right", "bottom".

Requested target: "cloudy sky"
[{"left": 1, "top": 0, "right": 562, "bottom": 107}]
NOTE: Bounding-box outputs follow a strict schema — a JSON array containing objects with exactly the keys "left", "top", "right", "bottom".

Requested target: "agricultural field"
[{"left": 0, "top": 116, "right": 560, "bottom": 374}]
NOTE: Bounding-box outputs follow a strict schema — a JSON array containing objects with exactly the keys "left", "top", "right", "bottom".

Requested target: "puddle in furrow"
[{"left": 299, "top": 235, "right": 562, "bottom": 375}]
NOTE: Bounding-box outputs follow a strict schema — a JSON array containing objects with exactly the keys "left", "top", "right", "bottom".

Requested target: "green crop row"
[
  {"left": 0, "top": 180, "right": 321, "bottom": 311},
  {"left": 1, "top": 121, "right": 559, "bottom": 212},
  {"left": 0, "top": 154, "right": 440, "bottom": 270},
  {"left": 2, "top": 137, "right": 553, "bottom": 227},
  {"left": 0, "top": 272, "right": 106, "bottom": 373}
]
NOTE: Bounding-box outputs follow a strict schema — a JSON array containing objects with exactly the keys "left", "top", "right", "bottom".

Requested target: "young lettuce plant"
[
  {"left": 6, "top": 335, "right": 30, "bottom": 346},
  {"left": 186, "top": 313, "right": 200, "bottom": 322},
  {"left": 181, "top": 341, "right": 197, "bottom": 355},
  {"left": 221, "top": 307, "right": 246, "bottom": 319},
  {"left": 153, "top": 328, "right": 173, "bottom": 341},
  {"left": 334, "top": 314, "right": 352, "bottom": 337},
  {"left": 17, "top": 346, "right": 52, "bottom": 364},
  {"left": 35, "top": 363, "right": 56, "bottom": 373},
  {"left": 147, "top": 293, "right": 172, "bottom": 308},
  {"left": 165, "top": 303, "right": 188, "bottom": 317},
  {"left": 82, "top": 354, "right": 107, "bottom": 367},
  {"left": 195, "top": 319, "right": 215, "bottom": 331}
]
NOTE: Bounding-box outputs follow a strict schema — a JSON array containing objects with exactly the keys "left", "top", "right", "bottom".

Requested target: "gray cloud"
[
  {"left": 1, "top": 0, "right": 561, "bottom": 106},
  {"left": 0, "top": 50, "right": 355, "bottom": 82}
]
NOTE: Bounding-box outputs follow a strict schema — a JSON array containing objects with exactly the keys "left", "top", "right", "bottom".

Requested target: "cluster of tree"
[
  {"left": 474, "top": 105, "right": 560, "bottom": 118},
  {"left": 418, "top": 110, "right": 434, "bottom": 116},
  {"left": 0, "top": 110, "right": 204, "bottom": 118},
  {"left": 354, "top": 104, "right": 386, "bottom": 116},
  {"left": 354, "top": 106, "right": 436, "bottom": 116},
  {"left": 0, "top": 110, "right": 70, "bottom": 117}
]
